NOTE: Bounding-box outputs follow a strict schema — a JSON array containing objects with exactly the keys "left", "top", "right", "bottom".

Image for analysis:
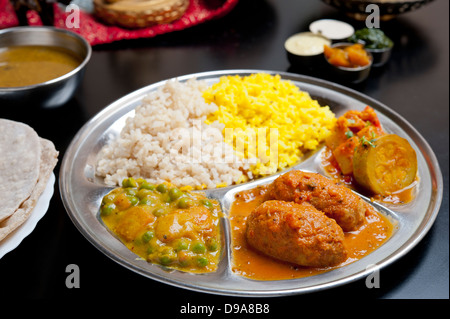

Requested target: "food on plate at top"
[
  {"left": 267, "top": 170, "right": 366, "bottom": 232},
  {"left": 203, "top": 73, "right": 335, "bottom": 177},
  {"left": 324, "top": 43, "right": 371, "bottom": 68},
  {"left": 246, "top": 200, "right": 347, "bottom": 267},
  {"left": 95, "top": 73, "right": 336, "bottom": 189},
  {"left": 325, "top": 106, "right": 384, "bottom": 175},
  {"left": 323, "top": 106, "right": 418, "bottom": 201},
  {"left": 348, "top": 28, "right": 393, "bottom": 50},
  {"left": 229, "top": 169, "right": 395, "bottom": 280},
  {"left": 100, "top": 177, "right": 222, "bottom": 273},
  {"left": 96, "top": 78, "right": 248, "bottom": 189},
  {"left": 0, "top": 119, "right": 58, "bottom": 242}
]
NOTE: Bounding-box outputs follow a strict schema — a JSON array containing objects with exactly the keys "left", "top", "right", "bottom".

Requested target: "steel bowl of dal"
[{"left": 0, "top": 26, "right": 91, "bottom": 108}]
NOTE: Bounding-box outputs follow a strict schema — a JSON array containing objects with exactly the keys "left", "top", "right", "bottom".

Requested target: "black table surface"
[{"left": 1, "top": 0, "right": 448, "bottom": 306}]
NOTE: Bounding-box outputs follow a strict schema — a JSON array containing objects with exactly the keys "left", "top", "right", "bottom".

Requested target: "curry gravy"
[
  {"left": 0, "top": 45, "right": 81, "bottom": 87},
  {"left": 229, "top": 185, "right": 395, "bottom": 280}
]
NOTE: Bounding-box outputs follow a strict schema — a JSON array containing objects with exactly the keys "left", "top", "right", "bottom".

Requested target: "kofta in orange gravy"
[
  {"left": 229, "top": 170, "right": 395, "bottom": 280},
  {"left": 267, "top": 170, "right": 366, "bottom": 232},
  {"left": 246, "top": 200, "right": 347, "bottom": 268}
]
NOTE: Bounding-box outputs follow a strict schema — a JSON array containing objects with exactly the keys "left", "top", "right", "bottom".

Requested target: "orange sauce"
[
  {"left": 229, "top": 185, "right": 395, "bottom": 280},
  {"left": 321, "top": 147, "right": 416, "bottom": 205}
]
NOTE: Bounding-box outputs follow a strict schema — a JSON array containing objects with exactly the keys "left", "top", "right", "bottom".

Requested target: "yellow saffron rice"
[{"left": 203, "top": 73, "right": 336, "bottom": 178}]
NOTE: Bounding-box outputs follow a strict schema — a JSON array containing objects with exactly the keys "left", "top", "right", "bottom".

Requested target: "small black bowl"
[
  {"left": 366, "top": 45, "right": 393, "bottom": 67},
  {"left": 285, "top": 32, "right": 331, "bottom": 72},
  {"left": 324, "top": 42, "right": 373, "bottom": 83}
]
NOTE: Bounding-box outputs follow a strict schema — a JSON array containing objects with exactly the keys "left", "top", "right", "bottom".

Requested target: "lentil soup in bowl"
[{"left": 0, "top": 26, "right": 91, "bottom": 108}]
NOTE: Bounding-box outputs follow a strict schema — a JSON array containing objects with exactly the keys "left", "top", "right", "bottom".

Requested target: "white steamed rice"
[{"left": 95, "top": 78, "right": 248, "bottom": 189}]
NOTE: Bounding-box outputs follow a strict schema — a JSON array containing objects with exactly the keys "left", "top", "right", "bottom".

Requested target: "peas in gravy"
[
  {"left": 100, "top": 178, "right": 222, "bottom": 273},
  {"left": 0, "top": 45, "right": 81, "bottom": 87}
]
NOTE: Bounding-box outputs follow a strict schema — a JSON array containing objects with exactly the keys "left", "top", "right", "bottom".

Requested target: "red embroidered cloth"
[{"left": 0, "top": 0, "right": 239, "bottom": 45}]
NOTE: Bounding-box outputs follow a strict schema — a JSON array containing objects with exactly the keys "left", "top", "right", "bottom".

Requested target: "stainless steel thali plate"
[{"left": 59, "top": 70, "right": 443, "bottom": 297}]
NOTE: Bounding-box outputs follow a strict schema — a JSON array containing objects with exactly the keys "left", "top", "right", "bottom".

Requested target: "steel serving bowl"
[{"left": 0, "top": 26, "right": 91, "bottom": 108}]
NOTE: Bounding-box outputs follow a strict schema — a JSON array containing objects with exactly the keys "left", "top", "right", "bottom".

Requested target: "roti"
[
  {"left": 0, "top": 120, "right": 58, "bottom": 242},
  {"left": 0, "top": 119, "right": 41, "bottom": 223}
]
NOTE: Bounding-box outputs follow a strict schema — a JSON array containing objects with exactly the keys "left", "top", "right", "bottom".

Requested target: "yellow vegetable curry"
[
  {"left": 100, "top": 178, "right": 222, "bottom": 273},
  {"left": 322, "top": 106, "right": 418, "bottom": 204}
]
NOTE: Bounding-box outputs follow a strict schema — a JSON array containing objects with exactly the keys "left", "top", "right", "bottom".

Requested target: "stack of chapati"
[{"left": 0, "top": 119, "right": 58, "bottom": 242}]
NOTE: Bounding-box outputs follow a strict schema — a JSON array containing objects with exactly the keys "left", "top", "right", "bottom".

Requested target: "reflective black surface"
[{"left": 0, "top": 0, "right": 448, "bottom": 306}]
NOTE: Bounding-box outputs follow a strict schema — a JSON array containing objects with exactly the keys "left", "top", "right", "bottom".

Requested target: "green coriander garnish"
[{"left": 360, "top": 136, "right": 376, "bottom": 148}]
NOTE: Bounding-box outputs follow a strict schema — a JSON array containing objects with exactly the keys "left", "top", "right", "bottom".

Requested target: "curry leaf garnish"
[{"left": 360, "top": 136, "right": 376, "bottom": 148}]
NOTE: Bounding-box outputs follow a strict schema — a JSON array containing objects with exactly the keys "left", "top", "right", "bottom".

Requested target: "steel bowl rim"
[
  {"left": 365, "top": 44, "right": 394, "bottom": 53},
  {"left": 0, "top": 26, "right": 92, "bottom": 92}
]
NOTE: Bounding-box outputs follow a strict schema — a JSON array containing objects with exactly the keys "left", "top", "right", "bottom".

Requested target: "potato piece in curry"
[
  {"left": 323, "top": 106, "right": 418, "bottom": 203},
  {"left": 100, "top": 178, "right": 222, "bottom": 273}
]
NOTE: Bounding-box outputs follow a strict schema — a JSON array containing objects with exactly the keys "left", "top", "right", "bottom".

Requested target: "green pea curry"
[{"left": 100, "top": 178, "right": 222, "bottom": 273}]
